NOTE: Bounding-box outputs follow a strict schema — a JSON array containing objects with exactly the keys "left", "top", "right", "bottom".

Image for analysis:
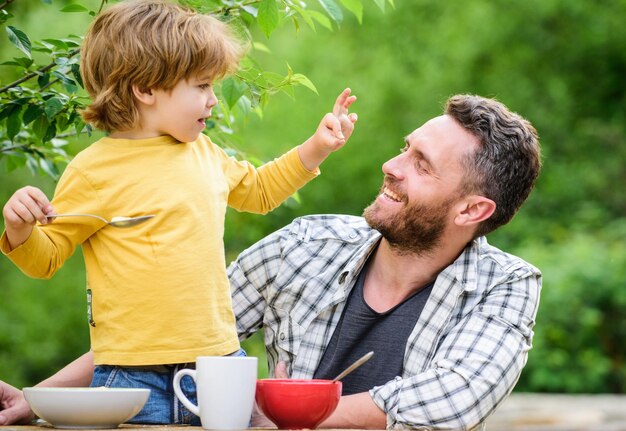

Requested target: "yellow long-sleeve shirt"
[{"left": 1, "top": 134, "right": 318, "bottom": 365}]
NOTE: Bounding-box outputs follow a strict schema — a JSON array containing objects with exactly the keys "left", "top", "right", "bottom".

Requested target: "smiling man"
[{"left": 0, "top": 94, "right": 541, "bottom": 431}]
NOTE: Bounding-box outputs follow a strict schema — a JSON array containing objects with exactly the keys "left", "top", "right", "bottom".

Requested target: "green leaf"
[
  {"left": 340, "top": 0, "right": 363, "bottom": 23},
  {"left": 6, "top": 26, "right": 32, "bottom": 58},
  {"left": 52, "top": 70, "right": 78, "bottom": 93},
  {"left": 23, "top": 104, "right": 44, "bottom": 125},
  {"left": 6, "top": 154, "right": 26, "bottom": 172},
  {"left": 0, "top": 103, "right": 19, "bottom": 121},
  {"left": 42, "top": 38, "right": 69, "bottom": 50},
  {"left": 44, "top": 119, "right": 58, "bottom": 142},
  {"left": 7, "top": 108, "right": 23, "bottom": 141},
  {"left": 289, "top": 3, "right": 317, "bottom": 31},
  {"left": 308, "top": 10, "right": 333, "bottom": 31},
  {"left": 33, "top": 116, "right": 50, "bottom": 141},
  {"left": 1, "top": 57, "right": 34, "bottom": 68},
  {"left": 60, "top": 4, "right": 88, "bottom": 13},
  {"left": 0, "top": 10, "right": 13, "bottom": 24},
  {"left": 291, "top": 73, "right": 318, "bottom": 94},
  {"left": 372, "top": 0, "right": 386, "bottom": 12},
  {"left": 257, "top": 0, "right": 279, "bottom": 38},
  {"left": 279, "top": 84, "right": 296, "bottom": 99},
  {"left": 71, "top": 64, "right": 84, "bottom": 88},
  {"left": 262, "top": 71, "right": 286, "bottom": 88},
  {"left": 252, "top": 42, "right": 272, "bottom": 53},
  {"left": 220, "top": 77, "right": 247, "bottom": 109},
  {"left": 236, "top": 95, "right": 253, "bottom": 117},
  {"left": 241, "top": 5, "right": 258, "bottom": 18},
  {"left": 318, "top": 0, "right": 343, "bottom": 24},
  {"left": 39, "top": 158, "right": 59, "bottom": 179},
  {"left": 38, "top": 72, "right": 51, "bottom": 88},
  {"left": 25, "top": 153, "right": 39, "bottom": 175},
  {"left": 44, "top": 97, "right": 65, "bottom": 119}
]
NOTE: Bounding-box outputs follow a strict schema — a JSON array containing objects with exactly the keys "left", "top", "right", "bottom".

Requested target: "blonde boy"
[{"left": 1, "top": 0, "right": 356, "bottom": 424}]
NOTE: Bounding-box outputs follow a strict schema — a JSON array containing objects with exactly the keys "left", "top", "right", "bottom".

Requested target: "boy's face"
[{"left": 150, "top": 74, "right": 218, "bottom": 143}]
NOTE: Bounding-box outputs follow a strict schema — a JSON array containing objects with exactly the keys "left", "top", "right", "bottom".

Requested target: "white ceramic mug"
[{"left": 173, "top": 356, "right": 258, "bottom": 429}]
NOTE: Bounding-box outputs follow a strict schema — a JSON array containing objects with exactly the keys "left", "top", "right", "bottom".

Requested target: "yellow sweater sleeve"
[
  {"left": 221, "top": 145, "right": 319, "bottom": 214},
  {"left": 1, "top": 166, "right": 101, "bottom": 279}
]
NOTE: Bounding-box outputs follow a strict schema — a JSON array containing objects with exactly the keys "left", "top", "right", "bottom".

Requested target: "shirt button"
[
  {"left": 349, "top": 232, "right": 357, "bottom": 239},
  {"left": 280, "top": 333, "right": 286, "bottom": 340}
]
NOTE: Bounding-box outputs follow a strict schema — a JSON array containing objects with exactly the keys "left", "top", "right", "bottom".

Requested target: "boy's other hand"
[
  {"left": 298, "top": 88, "right": 358, "bottom": 171},
  {"left": 2, "top": 186, "right": 54, "bottom": 250}
]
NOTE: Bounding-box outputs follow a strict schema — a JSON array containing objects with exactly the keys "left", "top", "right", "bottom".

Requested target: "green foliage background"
[{"left": 1, "top": 0, "right": 625, "bottom": 394}]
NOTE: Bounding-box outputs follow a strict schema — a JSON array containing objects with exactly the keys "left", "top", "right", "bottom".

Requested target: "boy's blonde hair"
[{"left": 80, "top": 0, "right": 246, "bottom": 132}]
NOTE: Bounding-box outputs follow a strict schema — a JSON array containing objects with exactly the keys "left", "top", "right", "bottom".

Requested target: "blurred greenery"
[{"left": 1, "top": 0, "right": 625, "bottom": 395}]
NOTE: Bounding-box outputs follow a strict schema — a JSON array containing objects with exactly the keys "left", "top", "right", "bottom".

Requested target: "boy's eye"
[{"left": 199, "top": 83, "right": 211, "bottom": 90}]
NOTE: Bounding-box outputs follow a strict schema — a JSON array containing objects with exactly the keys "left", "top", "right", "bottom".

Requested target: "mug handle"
[{"left": 173, "top": 368, "right": 200, "bottom": 416}]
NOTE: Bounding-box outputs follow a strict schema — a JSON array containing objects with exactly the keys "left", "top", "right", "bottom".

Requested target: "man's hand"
[
  {"left": 273, "top": 361, "right": 289, "bottom": 378},
  {"left": 0, "top": 380, "right": 35, "bottom": 425},
  {"left": 249, "top": 361, "right": 290, "bottom": 428}
]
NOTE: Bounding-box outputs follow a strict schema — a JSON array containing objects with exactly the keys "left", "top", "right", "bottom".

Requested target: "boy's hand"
[
  {"left": 2, "top": 186, "right": 54, "bottom": 250},
  {"left": 298, "top": 88, "right": 358, "bottom": 171}
]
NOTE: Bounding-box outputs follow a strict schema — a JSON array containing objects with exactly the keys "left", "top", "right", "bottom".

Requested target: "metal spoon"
[
  {"left": 45, "top": 213, "right": 155, "bottom": 228},
  {"left": 332, "top": 351, "right": 374, "bottom": 382}
]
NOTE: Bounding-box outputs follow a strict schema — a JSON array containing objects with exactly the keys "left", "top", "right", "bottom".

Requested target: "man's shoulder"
[
  {"left": 285, "top": 214, "right": 376, "bottom": 243},
  {"left": 476, "top": 237, "right": 541, "bottom": 277}
]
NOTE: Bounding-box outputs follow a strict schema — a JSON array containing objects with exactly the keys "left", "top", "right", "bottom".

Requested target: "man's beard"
[{"left": 363, "top": 189, "right": 455, "bottom": 256}]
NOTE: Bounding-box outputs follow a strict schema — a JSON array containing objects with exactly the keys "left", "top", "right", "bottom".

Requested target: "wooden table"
[
  {"left": 2, "top": 427, "right": 206, "bottom": 431},
  {"left": 2, "top": 426, "right": 358, "bottom": 431}
]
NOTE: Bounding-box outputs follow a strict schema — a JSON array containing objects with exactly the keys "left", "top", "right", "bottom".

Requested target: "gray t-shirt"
[{"left": 314, "top": 265, "right": 433, "bottom": 395}]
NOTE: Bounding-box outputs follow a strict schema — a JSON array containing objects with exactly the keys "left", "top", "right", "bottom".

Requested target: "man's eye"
[{"left": 415, "top": 161, "right": 428, "bottom": 173}]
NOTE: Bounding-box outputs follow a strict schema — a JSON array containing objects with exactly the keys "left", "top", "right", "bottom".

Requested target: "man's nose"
[{"left": 382, "top": 153, "right": 406, "bottom": 179}]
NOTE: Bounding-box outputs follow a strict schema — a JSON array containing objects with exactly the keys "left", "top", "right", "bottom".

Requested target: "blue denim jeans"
[{"left": 91, "top": 349, "right": 247, "bottom": 425}]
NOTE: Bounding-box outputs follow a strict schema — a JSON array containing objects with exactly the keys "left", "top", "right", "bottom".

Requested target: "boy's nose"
[{"left": 207, "top": 90, "right": 218, "bottom": 108}]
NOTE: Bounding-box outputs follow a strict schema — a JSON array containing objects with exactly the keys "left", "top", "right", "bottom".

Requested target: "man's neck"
[{"left": 363, "top": 238, "right": 466, "bottom": 312}]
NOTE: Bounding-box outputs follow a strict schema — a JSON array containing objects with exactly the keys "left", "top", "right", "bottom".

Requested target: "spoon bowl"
[{"left": 46, "top": 213, "right": 155, "bottom": 228}]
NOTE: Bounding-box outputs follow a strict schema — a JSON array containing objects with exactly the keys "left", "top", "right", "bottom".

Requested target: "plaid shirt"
[{"left": 229, "top": 215, "right": 541, "bottom": 430}]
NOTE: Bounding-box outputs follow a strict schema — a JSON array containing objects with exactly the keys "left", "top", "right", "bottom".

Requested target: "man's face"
[{"left": 363, "top": 115, "right": 479, "bottom": 254}]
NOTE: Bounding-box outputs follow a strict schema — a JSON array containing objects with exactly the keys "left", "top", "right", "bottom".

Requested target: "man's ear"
[
  {"left": 454, "top": 195, "right": 496, "bottom": 227},
  {"left": 131, "top": 85, "right": 155, "bottom": 105}
]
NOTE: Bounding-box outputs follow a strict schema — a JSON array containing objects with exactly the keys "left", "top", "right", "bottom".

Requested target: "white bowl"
[{"left": 23, "top": 387, "right": 150, "bottom": 429}]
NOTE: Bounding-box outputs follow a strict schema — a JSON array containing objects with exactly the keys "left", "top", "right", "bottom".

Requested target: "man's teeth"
[{"left": 383, "top": 187, "right": 402, "bottom": 202}]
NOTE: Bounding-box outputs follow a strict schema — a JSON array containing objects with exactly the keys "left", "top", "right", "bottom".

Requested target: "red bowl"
[{"left": 255, "top": 379, "right": 342, "bottom": 429}]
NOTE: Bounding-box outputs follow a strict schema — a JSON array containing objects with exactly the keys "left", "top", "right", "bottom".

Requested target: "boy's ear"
[
  {"left": 131, "top": 85, "right": 155, "bottom": 105},
  {"left": 454, "top": 195, "right": 496, "bottom": 227}
]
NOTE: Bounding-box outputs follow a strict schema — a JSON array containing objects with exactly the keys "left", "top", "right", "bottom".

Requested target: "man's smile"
[{"left": 382, "top": 186, "right": 402, "bottom": 203}]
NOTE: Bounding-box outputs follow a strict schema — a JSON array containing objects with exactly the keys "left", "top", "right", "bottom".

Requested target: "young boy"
[{"left": 0, "top": 0, "right": 357, "bottom": 424}]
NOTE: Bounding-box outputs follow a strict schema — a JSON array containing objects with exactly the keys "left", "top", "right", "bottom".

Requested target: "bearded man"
[{"left": 0, "top": 94, "right": 541, "bottom": 431}]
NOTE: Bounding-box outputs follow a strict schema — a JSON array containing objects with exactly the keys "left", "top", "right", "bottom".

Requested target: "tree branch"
[
  {"left": 0, "top": 0, "right": 17, "bottom": 11},
  {"left": 0, "top": 49, "right": 80, "bottom": 94}
]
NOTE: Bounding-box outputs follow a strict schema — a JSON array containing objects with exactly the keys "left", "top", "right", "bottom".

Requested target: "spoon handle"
[
  {"left": 45, "top": 213, "right": 108, "bottom": 223},
  {"left": 332, "top": 351, "right": 374, "bottom": 382}
]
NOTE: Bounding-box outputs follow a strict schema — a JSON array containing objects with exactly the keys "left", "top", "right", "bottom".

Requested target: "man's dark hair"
[{"left": 446, "top": 95, "right": 541, "bottom": 237}]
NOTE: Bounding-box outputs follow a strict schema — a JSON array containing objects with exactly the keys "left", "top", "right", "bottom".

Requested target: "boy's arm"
[
  {"left": 2, "top": 186, "right": 54, "bottom": 251},
  {"left": 297, "top": 88, "right": 358, "bottom": 171},
  {"left": 0, "top": 352, "right": 94, "bottom": 426},
  {"left": 224, "top": 88, "right": 357, "bottom": 213}
]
